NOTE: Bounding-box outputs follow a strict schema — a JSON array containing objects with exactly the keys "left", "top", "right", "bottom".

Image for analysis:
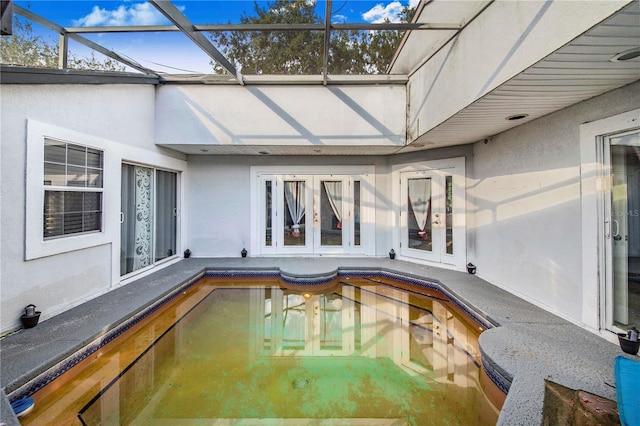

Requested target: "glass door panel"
[
  {"left": 155, "top": 170, "right": 177, "bottom": 261},
  {"left": 401, "top": 171, "right": 443, "bottom": 263},
  {"left": 408, "top": 177, "right": 433, "bottom": 252},
  {"left": 265, "top": 180, "right": 273, "bottom": 247},
  {"left": 354, "top": 181, "right": 361, "bottom": 247},
  {"left": 284, "top": 180, "right": 307, "bottom": 246},
  {"left": 320, "top": 180, "right": 343, "bottom": 247},
  {"left": 120, "top": 164, "right": 154, "bottom": 276},
  {"left": 314, "top": 176, "right": 348, "bottom": 254},
  {"left": 445, "top": 175, "right": 454, "bottom": 255},
  {"left": 607, "top": 131, "right": 640, "bottom": 330}
]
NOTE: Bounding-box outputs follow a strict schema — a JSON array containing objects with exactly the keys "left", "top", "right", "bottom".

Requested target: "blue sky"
[
  {"left": 20, "top": 0, "right": 418, "bottom": 26},
  {"left": 16, "top": 0, "right": 418, "bottom": 73}
]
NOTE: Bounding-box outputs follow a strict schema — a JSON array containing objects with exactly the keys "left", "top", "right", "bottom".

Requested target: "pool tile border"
[
  {"left": 8, "top": 272, "right": 206, "bottom": 401},
  {"left": 8, "top": 268, "right": 510, "bottom": 403}
]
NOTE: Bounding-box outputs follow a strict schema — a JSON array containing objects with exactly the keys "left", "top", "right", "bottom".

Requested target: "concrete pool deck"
[{"left": 1, "top": 257, "right": 637, "bottom": 425}]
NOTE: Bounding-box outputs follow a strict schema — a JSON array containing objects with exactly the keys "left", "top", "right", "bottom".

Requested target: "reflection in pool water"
[{"left": 22, "top": 276, "right": 504, "bottom": 425}]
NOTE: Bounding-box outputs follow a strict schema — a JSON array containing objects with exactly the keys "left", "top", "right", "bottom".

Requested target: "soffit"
[
  {"left": 397, "top": 0, "right": 640, "bottom": 153},
  {"left": 159, "top": 144, "right": 404, "bottom": 156}
]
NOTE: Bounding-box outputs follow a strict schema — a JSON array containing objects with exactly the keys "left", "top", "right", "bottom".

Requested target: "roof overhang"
[{"left": 395, "top": 0, "right": 640, "bottom": 153}]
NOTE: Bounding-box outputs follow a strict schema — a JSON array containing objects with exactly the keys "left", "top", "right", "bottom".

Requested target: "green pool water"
[{"left": 73, "top": 279, "right": 501, "bottom": 425}]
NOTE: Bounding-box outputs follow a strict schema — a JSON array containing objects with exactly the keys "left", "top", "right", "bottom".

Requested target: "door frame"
[
  {"left": 600, "top": 130, "right": 640, "bottom": 333},
  {"left": 392, "top": 158, "right": 466, "bottom": 270},
  {"left": 120, "top": 162, "right": 182, "bottom": 280},
  {"left": 250, "top": 165, "right": 376, "bottom": 256},
  {"left": 579, "top": 108, "right": 639, "bottom": 335},
  {"left": 313, "top": 175, "right": 350, "bottom": 255}
]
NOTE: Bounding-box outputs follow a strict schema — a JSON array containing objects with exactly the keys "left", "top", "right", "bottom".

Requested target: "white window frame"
[
  {"left": 25, "top": 120, "right": 188, "bottom": 276},
  {"left": 26, "top": 121, "right": 113, "bottom": 260},
  {"left": 43, "top": 140, "right": 104, "bottom": 240}
]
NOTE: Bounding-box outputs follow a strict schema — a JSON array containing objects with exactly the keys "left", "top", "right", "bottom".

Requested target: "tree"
[
  {"left": 1, "top": 16, "right": 125, "bottom": 72},
  {"left": 211, "top": 0, "right": 324, "bottom": 75},
  {"left": 0, "top": 17, "right": 58, "bottom": 68},
  {"left": 209, "top": 0, "right": 416, "bottom": 75},
  {"left": 68, "top": 52, "right": 127, "bottom": 72}
]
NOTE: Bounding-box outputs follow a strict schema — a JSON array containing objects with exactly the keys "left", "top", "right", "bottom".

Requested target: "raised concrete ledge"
[{"left": 1, "top": 257, "right": 635, "bottom": 425}]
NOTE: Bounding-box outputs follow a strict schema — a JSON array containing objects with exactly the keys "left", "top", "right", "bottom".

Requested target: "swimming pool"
[{"left": 16, "top": 273, "right": 505, "bottom": 425}]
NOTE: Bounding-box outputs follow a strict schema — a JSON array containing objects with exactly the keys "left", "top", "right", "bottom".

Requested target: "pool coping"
[{"left": 1, "top": 257, "right": 637, "bottom": 425}]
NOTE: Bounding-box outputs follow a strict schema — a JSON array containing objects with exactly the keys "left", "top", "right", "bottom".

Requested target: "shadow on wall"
[{"left": 155, "top": 85, "right": 405, "bottom": 148}]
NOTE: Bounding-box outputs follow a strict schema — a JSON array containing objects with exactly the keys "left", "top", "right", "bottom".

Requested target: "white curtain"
[
  {"left": 284, "top": 181, "right": 305, "bottom": 226},
  {"left": 323, "top": 181, "right": 342, "bottom": 228},
  {"left": 408, "top": 178, "right": 431, "bottom": 236}
]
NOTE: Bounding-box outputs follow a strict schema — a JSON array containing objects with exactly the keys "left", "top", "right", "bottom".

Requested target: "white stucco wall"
[
  {"left": 0, "top": 84, "right": 186, "bottom": 334},
  {"left": 185, "top": 155, "right": 392, "bottom": 257},
  {"left": 468, "top": 80, "right": 640, "bottom": 326},
  {"left": 185, "top": 148, "right": 474, "bottom": 259},
  {"left": 404, "top": 0, "right": 630, "bottom": 140},
  {"left": 155, "top": 85, "right": 406, "bottom": 148}
]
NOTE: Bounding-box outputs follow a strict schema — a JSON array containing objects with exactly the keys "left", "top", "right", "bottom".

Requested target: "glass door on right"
[
  {"left": 605, "top": 130, "right": 640, "bottom": 331},
  {"left": 400, "top": 171, "right": 454, "bottom": 264}
]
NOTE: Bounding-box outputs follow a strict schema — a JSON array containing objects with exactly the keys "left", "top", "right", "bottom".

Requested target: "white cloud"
[
  {"left": 362, "top": 1, "right": 404, "bottom": 24},
  {"left": 332, "top": 14, "right": 347, "bottom": 24},
  {"left": 362, "top": 0, "right": 417, "bottom": 24},
  {"left": 74, "top": 2, "right": 182, "bottom": 27}
]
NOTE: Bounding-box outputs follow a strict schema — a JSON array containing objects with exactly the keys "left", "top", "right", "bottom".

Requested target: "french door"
[
  {"left": 256, "top": 171, "right": 372, "bottom": 255},
  {"left": 604, "top": 130, "right": 640, "bottom": 332},
  {"left": 400, "top": 170, "right": 456, "bottom": 264}
]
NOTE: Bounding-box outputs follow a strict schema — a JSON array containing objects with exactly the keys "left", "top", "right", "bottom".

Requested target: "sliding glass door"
[
  {"left": 604, "top": 130, "right": 640, "bottom": 331},
  {"left": 121, "top": 164, "right": 178, "bottom": 277},
  {"left": 155, "top": 171, "right": 177, "bottom": 261}
]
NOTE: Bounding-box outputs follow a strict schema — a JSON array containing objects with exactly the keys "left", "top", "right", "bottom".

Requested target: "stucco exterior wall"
[
  {"left": 185, "top": 146, "right": 473, "bottom": 259},
  {"left": 155, "top": 85, "right": 406, "bottom": 148},
  {"left": 468, "top": 80, "right": 640, "bottom": 326},
  {"left": 185, "top": 155, "right": 390, "bottom": 257},
  {"left": 0, "top": 84, "right": 186, "bottom": 334}
]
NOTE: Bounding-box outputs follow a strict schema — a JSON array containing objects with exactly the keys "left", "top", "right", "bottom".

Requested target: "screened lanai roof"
[
  {"left": 0, "top": 0, "right": 490, "bottom": 84},
  {"left": 1, "top": 1, "right": 639, "bottom": 154}
]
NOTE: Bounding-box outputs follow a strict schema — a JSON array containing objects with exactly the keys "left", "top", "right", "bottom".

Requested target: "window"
[{"left": 43, "top": 140, "right": 104, "bottom": 239}]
